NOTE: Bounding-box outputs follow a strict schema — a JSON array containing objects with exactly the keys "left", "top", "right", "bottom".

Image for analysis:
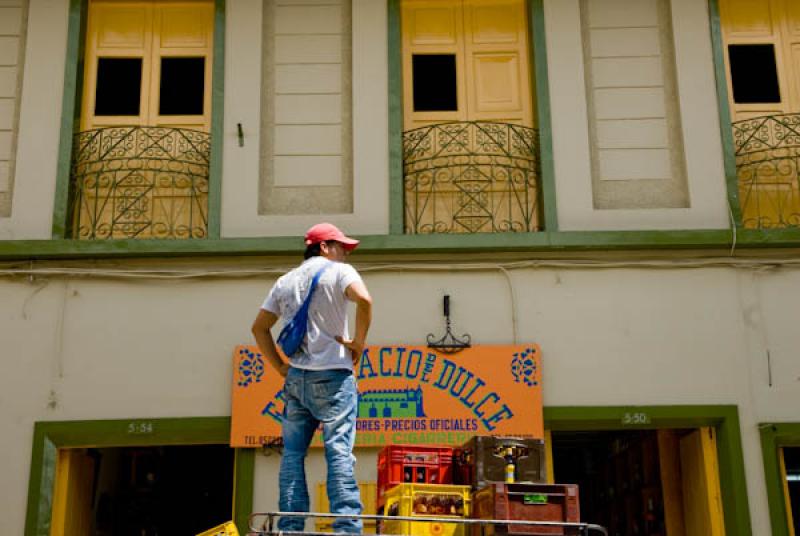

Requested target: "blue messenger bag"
[{"left": 276, "top": 262, "right": 331, "bottom": 357}]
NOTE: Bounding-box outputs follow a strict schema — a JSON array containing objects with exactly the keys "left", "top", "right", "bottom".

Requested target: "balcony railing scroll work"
[
  {"left": 403, "top": 121, "right": 541, "bottom": 234},
  {"left": 733, "top": 113, "right": 800, "bottom": 229},
  {"left": 70, "top": 126, "right": 210, "bottom": 239}
]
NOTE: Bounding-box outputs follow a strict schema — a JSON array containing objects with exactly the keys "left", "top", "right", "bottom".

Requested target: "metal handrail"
[
  {"left": 69, "top": 125, "right": 210, "bottom": 239},
  {"left": 249, "top": 511, "right": 608, "bottom": 536},
  {"left": 731, "top": 113, "right": 800, "bottom": 229},
  {"left": 402, "top": 121, "right": 541, "bottom": 234},
  {"left": 732, "top": 113, "right": 800, "bottom": 157}
]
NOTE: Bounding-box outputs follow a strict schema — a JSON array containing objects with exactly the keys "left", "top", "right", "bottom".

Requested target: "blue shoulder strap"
[
  {"left": 276, "top": 261, "right": 333, "bottom": 357},
  {"left": 306, "top": 261, "right": 331, "bottom": 301}
]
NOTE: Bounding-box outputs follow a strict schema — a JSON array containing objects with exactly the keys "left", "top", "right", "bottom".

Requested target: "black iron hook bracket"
[{"left": 427, "top": 295, "right": 471, "bottom": 354}]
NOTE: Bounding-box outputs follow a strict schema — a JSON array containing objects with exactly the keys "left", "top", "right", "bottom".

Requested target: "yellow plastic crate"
[
  {"left": 381, "top": 483, "right": 471, "bottom": 536},
  {"left": 196, "top": 521, "right": 239, "bottom": 536},
  {"left": 315, "top": 481, "right": 378, "bottom": 533}
]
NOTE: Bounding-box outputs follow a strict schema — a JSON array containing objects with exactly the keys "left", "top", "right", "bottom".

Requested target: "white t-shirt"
[{"left": 261, "top": 256, "right": 363, "bottom": 371}]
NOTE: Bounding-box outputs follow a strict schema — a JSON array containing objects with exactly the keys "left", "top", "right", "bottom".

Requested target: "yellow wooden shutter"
[
  {"left": 50, "top": 449, "right": 96, "bottom": 536},
  {"left": 401, "top": 0, "right": 532, "bottom": 130},
  {"left": 462, "top": 0, "right": 532, "bottom": 126},
  {"left": 679, "top": 427, "right": 726, "bottom": 536},
  {"left": 81, "top": 1, "right": 213, "bottom": 132},
  {"left": 779, "top": 447, "right": 797, "bottom": 536}
]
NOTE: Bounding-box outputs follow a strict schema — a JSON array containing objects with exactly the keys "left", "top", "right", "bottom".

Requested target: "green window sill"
[{"left": 2, "top": 228, "right": 800, "bottom": 260}]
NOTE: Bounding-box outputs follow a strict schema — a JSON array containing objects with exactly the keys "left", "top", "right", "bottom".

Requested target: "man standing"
[{"left": 252, "top": 223, "right": 372, "bottom": 534}]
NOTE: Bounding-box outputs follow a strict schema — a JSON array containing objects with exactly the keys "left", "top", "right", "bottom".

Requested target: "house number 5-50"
[{"left": 622, "top": 412, "right": 651, "bottom": 425}]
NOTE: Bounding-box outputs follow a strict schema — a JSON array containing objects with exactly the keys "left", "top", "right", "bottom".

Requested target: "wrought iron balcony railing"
[
  {"left": 70, "top": 126, "right": 210, "bottom": 239},
  {"left": 733, "top": 113, "right": 800, "bottom": 229},
  {"left": 403, "top": 121, "right": 540, "bottom": 234}
]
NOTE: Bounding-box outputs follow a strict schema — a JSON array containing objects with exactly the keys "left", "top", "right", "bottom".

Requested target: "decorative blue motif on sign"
[
  {"left": 238, "top": 348, "right": 265, "bottom": 388},
  {"left": 510, "top": 348, "right": 538, "bottom": 387}
]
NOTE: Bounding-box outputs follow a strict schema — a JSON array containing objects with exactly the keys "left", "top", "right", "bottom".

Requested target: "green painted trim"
[
  {"left": 707, "top": 0, "right": 743, "bottom": 227},
  {"left": 529, "top": 0, "right": 558, "bottom": 231},
  {"left": 0, "top": 229, "right": 745, "bottom": 259},
  {"left": 234, "top": 448, "right": 256, "bottom": 534},
  {"left": 51, "top": 0, "right": 86, "bottom": 239},
  {"left": 760, "top": 423, "right": 800, "bottom": 536},
  {"left": 23, "top": 417, "right": 253, "bottom": 536},
  {"left": 24, "top": 426, "right": 51, "bottom": 536},
  {"left": 387, "top": 0, "right": 404, "bottom": 235},
  {"left": 207, "top": 0, "right": 225, "bottom": 239},
  {"left": 717, "top": 407, "right": 754, "bottom": 536},
  {"left": 7, "top": 227, "right": 800, "bottom": 260},
  {"left": 545, "top": 405, "right": 752, "bottom": 536}
]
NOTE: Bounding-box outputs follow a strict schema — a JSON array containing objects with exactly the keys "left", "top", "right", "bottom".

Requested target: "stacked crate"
[
  {"left": 377, "top": 438, "right": 580, "bottom": 536},
  {"left": 377, "top": 445, "right": 455, "bottom": 502},
  {"left": 381, "top": 483, "right": 472, "bottom": 536},
  {"left": 377, "top": 445, "right": 471, "bottom": 536},
  {"left": 471, "top": 483, "right": 580, "bottom": 536},
  {"left": 454, "top": 437, "right": 580, "bottom": 536},
  {"left": 454, "top": 437, "right": 547, "bottom": 489}
]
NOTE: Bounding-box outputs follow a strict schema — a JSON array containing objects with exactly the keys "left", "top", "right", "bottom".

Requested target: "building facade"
[{"left": 1, "top": 0, "right": 800, "bottom": 534}]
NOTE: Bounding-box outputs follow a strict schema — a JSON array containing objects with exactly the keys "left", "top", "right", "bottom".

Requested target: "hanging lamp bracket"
[{"left": 427, "top": 295, "right": 471, "bottom": 354}]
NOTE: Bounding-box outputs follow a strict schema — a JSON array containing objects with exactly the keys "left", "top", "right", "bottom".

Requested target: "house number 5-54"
[{"left": 127, "top": 422, "right": 154, "bottom": 435}]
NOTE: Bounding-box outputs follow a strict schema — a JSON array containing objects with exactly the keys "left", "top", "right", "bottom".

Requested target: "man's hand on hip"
[
  {"left": 251, "top": 309, "right": 290, "bottom": 379},
  {"left": 277, "top": 362, "right": 290, "bottom": 377},
  {"left": 343, "top": 280, "right": 372, "bottom": 368},
  {"left": 336, "top": 336, "right": 364, "bottom": 366}
]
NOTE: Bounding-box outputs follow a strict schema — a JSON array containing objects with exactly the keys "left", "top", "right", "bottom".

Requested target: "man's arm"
[
  {"left": 251, "top": 309, "right": 289, "bottom": 377},
  {"left": 337, "top": 280, "right": 372, "bottom": 365}
]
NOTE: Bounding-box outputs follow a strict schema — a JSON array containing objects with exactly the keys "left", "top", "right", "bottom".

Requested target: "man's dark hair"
[{"left": 304, "top": 240, "right": 336, "bottom": 260}]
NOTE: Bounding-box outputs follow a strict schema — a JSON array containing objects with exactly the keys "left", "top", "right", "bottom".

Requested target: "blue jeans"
[{"left": 279, "top": 367, "right": 362, "bottom": 533}]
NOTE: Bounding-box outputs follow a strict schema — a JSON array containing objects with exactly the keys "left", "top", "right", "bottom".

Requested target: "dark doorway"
[
  {"left": 551, "top": 430, "right": 667, "bottom": 536},
  {"left": 552, "top": 428, "right": 728, "bottom": 536},
  {"left": 88, "top": 444, "right": 234, "bottom": 535}
]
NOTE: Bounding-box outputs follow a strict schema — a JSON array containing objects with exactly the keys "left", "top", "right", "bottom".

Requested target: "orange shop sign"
[{"left": 230, "top": 344, "right": 542, "bottom": 448}]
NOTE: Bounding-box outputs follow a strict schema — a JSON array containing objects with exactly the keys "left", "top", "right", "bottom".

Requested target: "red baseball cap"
[{"left": 304, "top": 222, "right": 360, "bottom": 250}]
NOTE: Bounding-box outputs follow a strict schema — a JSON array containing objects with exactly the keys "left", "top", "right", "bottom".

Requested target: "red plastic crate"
[{"left": 377, "top": 445, "right": 454, "bottom": 509}]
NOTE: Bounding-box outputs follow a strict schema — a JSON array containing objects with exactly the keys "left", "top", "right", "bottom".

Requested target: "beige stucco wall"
[
  {"left": 221, "top": 0, "right": 389, "bottom": 237},
  {"left": 0, "top": 0, "right": 67, "bottom": 238},
  {"left": 3, "top": 259, "right": 800, "bottom": 532},
  {"left": 260, "top": 0, "right": 354, "bottom": 215},
  {"left": 1, "top": 0, "right": 738, "bottom": 239},
  {"left": 0, "top": 0, "right": 28, "bottom": 217},
  {"left": 546, "top": 0, "right": 731, "bottom": 230},
  {"left": 227, "top": 0, "right": 734, "bottom": 235},
  {"left": 582, "top": 0, "right": 690, "bottom": 209}
]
